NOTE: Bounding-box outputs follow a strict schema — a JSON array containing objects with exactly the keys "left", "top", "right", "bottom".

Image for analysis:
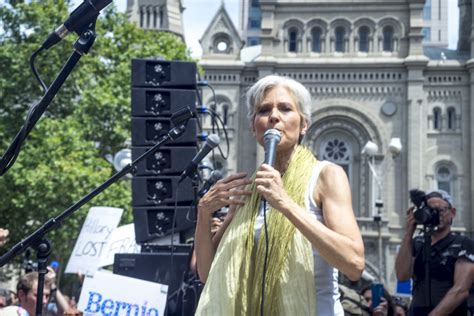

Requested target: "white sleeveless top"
[{"left": 254, "top": 161, "right": 344, "bottom": 316}]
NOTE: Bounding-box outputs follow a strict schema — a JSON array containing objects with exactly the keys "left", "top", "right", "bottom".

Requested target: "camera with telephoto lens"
[{"left": 409, "top": 189, "right": 440, "bottom": 227}]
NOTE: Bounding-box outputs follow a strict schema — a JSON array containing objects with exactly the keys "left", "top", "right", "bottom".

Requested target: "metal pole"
[
  {"left": 376, "top": 209, "right": 383, "bottom": 283},
  {"left": 369, "top": 155, "right": 384, "bottom": 282}
]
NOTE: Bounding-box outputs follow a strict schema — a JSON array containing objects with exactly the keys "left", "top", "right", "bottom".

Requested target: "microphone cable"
[
  {"left": 207, "top": 83, "right": 218, "bottom": 134},
  {"left": 198, "top": 107, "right": 229, "bottom": 160},
  {"left": 0, "top": 48, "right": 49, "bottom": 176},
  {"left": 261, "top": 199, "right": 270, "bottom": 316},
  {"left": 30, "top": 48, "right": 48, "bottom": 93},
  {"left": 195, "top": 81, "right": 230, "bottom": 160}
]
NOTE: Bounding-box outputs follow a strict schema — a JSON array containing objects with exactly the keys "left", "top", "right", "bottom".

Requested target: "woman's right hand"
[{"left": 197, "top": 172, "right": 252, "bottom": 216}]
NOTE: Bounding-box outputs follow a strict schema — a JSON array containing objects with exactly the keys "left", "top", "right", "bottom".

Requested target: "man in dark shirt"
[{"left": 395, "top": 189, "right": 474, "bottom": 316}]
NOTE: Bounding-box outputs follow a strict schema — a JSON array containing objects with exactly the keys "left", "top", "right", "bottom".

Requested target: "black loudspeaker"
[
  {"left": 132, "top": 176, "right": 194, "bottom": 206},
  {"left": 133, "top": 206, "right": 195, "bottom": 244},
  {"left": 113, "top": 245, "right": 192, "bottom": 295},
  {"left": 132, "top": 146, "right": 198, "bottom": 176},
  {"left": 131, "top": 59, "right": 197, "bottom": 88},
  {"left": 131, "top": 88, "right": 196, "bottom": 117},
  {"left": 126, "top": 58, "right": 201, "bottom": 316},
  {"left": 131, "top": 117, "right": 198, "bottom": 146}
]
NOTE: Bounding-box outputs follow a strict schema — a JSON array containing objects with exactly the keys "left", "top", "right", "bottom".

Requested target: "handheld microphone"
[
  {"left": 263, "top": 129, "right": 281, "bottom": 167},
  {"left": 198, "top": 170, "right": 224, "bottom": 197},
  {"left": 41, "top": 0, "right": 113, "bottom": 50},
  {"left": 179, "top": 134, "right": 220, "bottom": 182}
]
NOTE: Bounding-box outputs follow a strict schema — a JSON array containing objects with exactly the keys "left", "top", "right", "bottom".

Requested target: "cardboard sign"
[
  {"left": 78, "top": 271, "right": 168, "bottom": 316},
  {"left": 98, "top": 224, "right": 140, "bottom": 268},
  {"left": 65, "top": 207, "right": 123, "bottom": 275}
]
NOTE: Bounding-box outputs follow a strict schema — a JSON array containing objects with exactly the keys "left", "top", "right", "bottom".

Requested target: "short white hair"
[{"left": 246, "top": 75, "right": 312, "bottom": 126}]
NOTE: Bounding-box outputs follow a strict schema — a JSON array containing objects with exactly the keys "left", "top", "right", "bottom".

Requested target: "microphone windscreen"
[{"left": 206, "top": 134, "right": 220, "bottom": 147}]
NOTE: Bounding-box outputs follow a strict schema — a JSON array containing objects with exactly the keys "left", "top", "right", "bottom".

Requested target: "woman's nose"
[{"left": 269, "top": 108, "right": 280, "bottom": 123}]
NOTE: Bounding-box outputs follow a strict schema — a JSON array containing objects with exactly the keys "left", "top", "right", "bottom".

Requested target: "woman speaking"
[{"left": 194, "top": 75, "right": 364, "bottom": 315}]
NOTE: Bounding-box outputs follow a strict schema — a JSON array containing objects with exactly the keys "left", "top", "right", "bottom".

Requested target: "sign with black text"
[{"left": 65, "top": 206, "right": 123, "bottom": 275}]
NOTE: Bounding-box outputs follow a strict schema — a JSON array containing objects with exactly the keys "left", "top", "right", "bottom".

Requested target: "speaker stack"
[{"left": 114, "top": 59, "right": 200, "bottom": 309}]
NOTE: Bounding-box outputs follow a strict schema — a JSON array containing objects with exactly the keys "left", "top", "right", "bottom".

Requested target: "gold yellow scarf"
[{"left": 196, "top": 146, "right": 317, "bottom": 315}]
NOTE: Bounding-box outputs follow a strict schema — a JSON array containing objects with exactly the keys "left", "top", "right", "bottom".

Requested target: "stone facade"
[
  {"left": 197, "top": 0, "right": 474, "bottom": 289},
  {"left": 126, "top": 0, "right": 184, "bottom": 38}
]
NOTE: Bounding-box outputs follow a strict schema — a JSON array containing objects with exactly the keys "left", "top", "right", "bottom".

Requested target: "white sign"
[
  {"left": 78, "top": 271, "right": 168, "bottom": 316},
  {"left": 65, "top": 207, "right": 123, "bottom": 275},
  {"left": 98, "top": 224, "right": 140, "bottom": 268}
]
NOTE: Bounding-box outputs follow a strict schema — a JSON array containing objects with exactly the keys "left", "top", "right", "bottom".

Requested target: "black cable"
[
  {"left": 29, "top": 47, "right": 48, "bottom": 93},
  {"left": 261, "top": 200, "right": 270, "bottom": 316},
  {"left": 207, "top": 83, "right": 218, "bottom": 134},
  {"left": 195, "top": 81, "right": 230, "bottom": 160},
  {"left": 170, "top": 180, "right": 181, "bottom": 271},
  {"left": 191, "top": 86, "right": 203, "bottom": 133},
  {"left": 0, "top": 97, "right": 40, "bottom": 176},
  {"left": 205, "top": 108, "right": 230, "bottom": 160}
]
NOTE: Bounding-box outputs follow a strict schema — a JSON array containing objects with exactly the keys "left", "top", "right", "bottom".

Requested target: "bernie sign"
[{"left": 78, "top": 271, "right": 168, "bottom": 316}]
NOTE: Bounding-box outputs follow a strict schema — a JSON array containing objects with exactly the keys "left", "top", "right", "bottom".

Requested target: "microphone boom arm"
[
  {"left": 0, "top": 122, "right": 189, "bottom": 268},
  {"left": 0, "top": 22, "right": 98, "bottom": 176}
]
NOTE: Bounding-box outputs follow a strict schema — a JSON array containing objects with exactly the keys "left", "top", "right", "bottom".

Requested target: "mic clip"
[{"left": 73, "top": 23, "right": 97, "bottom": 55}]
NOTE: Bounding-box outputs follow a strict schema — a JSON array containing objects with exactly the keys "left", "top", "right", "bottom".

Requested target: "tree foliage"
[{"left": 0, "top": 0, "right": 193, "bottom": 272}]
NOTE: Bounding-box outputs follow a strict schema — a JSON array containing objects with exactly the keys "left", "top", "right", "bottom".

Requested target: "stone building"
[
  {"left": 126, "top": 0, "right": 184, "bottom": 38},
  {"left": 196, "top": 0, "right": 473, "bottom": 289},
  {"left": 125, "top": 0, "right": 472, "bottom": 290}
]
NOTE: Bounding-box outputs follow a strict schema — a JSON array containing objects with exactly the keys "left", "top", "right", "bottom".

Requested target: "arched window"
[
  {"left": 433, "top": 107, "right": 441, "bottom": 130},
  {"left": 288, "top": 28, "right": 298, "bottom": 52},
  {"left": 436, "top": 166, "right": 452, "bottom": 195},
  {"left": 447, "top": 107, "right": 456, "bottom": 130},
  {"left": 311, "top": 27, "right": 322, "bottom": 53},
  {"left": 358, "top": 26, "right": 370, "bottom": 52},
  {"left": 383, "top": 26, "right": 394, "bottom": 52},
  {"left": 159, "top": 8, "right": 164, "bottom": 28},
  {"left": 335, "top": 27, "right": 345, "bottom": 52},
  {"left": 322, "top": 138, "right": 351, "bottom": 174},
  {"left": 222, "top": 104, "right": 229, "bottom": 126},
  {"left": 312, "top": 128, "right": 362, "bottom": 217},
  {"left": 140, "top": 7, "right": 144, "bottom": 28},
  {"left": 146, "top": 7, "right": 151, "bottom": 28},
  {"left": 153, "top": 7, "right": 157, "bottom": 28}
]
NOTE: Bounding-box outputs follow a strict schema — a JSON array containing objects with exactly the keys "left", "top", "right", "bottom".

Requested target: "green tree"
[{"left": 0, "top": 0, "right": 193, "bottom": 275}]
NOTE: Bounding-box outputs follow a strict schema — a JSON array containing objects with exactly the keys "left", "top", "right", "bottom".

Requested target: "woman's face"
[{"left": 252, "top": 86, "right": 308, "bottom": 152}]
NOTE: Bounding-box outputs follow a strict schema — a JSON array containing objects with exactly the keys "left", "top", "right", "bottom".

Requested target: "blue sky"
[{"left": 75, "top": 0, "right": 458, "bottom": 57}]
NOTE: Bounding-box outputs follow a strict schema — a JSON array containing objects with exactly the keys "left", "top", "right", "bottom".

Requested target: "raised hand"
[{"left": 198, "top": 172, "right": 252, "bottom": 216}]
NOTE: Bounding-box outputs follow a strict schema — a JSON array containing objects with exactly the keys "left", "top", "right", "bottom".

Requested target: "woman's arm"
[
  {"left": 194, "top": 173, "right": 251, "bottom": 282},
  {"left": 255, "top": 163, "right": 365, "bottom": 281}
]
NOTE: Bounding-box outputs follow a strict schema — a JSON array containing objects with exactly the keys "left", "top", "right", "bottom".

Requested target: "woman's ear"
[{"left": 300, "top": 119, "right": 309, "bottom": 136}]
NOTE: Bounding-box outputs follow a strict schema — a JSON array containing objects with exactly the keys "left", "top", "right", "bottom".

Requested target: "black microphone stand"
[
  {"left": 0, "top": 120, "right": 190, "bottom": 315},
  {"left": 0, "top": 22, "right": 97, "bottom": 176},
  {"left": 422, "top": 224, "right": 434, "bottom": 311}
]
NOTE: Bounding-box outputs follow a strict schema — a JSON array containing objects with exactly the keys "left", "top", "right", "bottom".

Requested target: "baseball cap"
[{"left": 425, "top": 189, "right": 453, "bottom": 207}]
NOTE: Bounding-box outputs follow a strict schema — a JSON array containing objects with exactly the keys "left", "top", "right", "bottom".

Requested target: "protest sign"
[
  {"left": 65, "top": 207, "right": 123, "bottom": 275},
  {"left": 98, "top": 224, "right": 140, "bottom": 268},
  {"left": 78, "top": 270, "right": 168, "bottom": 316}
]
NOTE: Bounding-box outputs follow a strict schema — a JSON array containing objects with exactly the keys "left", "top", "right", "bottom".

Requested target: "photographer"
[{"left": 395, "top": 189, "right": 474, "bottom": 316}]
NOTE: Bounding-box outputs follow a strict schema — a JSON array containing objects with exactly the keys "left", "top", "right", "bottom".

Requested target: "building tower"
[{"left": 126, "top": 0, "right": 185, "bottom": 39}]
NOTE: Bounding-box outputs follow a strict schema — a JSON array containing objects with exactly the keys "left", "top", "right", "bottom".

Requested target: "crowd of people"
[{"left": 1, "top": 75, "right": 473, "bottom": 315}]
